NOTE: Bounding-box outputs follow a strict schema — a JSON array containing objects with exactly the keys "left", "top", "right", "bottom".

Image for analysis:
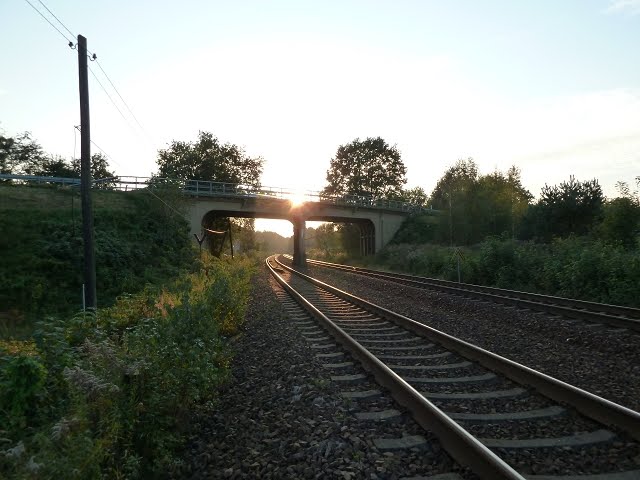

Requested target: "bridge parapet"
[{"left": 1, "top": 174, "right": 433, "bottom": 214}]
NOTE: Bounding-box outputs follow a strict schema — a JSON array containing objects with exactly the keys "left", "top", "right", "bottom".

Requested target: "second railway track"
[
  {"left": 268, "top": 254, "right": 640, "bottom": 480},
  {"left": 292, "top": 256, "right": 640, "bottom": 333}
]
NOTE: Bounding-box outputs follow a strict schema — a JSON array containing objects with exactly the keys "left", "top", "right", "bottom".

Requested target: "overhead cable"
[
  {"left": 23, "top": 0, "right": 74, "bottom": 44},
  {"left": 88, "top": 65, "right": 135, "bottom": 131},
  {"left": 36, "top": 0, "right": 76, "bottom": 40},
  {"left": 95, "top": 59, "right": 147, "bottom": 135}
]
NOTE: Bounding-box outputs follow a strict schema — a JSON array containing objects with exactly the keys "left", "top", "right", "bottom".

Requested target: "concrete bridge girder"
[{"left": 186, "top": 196, "right": 410, "bottom": 264}]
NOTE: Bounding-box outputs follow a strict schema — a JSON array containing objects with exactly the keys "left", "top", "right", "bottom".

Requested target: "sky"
[{"left": 1, "top": 0, "right": 639, "bottom": 237}]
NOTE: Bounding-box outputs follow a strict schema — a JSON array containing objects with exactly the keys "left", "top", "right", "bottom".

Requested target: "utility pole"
[{"left": 78, "top": 34, "right": 97, "bottom": 309}]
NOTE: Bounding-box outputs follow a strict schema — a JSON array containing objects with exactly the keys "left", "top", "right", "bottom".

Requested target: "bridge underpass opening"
[
  {"left": 199, "top": 210, "right": 375, "bottom": 262},
  {"left": 305, "top": 220, "right": 375, "bottom": 258},
  {"left": 200, "top": 211, "right": 323, "bottom": 258},
  {"left": 254, "top": 219, "right": 376, "bottom": 260}
]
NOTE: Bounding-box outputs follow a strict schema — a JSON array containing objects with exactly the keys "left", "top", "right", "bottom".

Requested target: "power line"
[
  {"left": 88, "top": 65, "right": 156, "bottom": 150},
  {"left": 87, "top": 64, "right": 134, "bottom": 130},
  {"left": 23, "top": 0, "right": 74, "bottom": 44},
  {"left": 24, "top": 0, "right": 141, "bottom": 138},
  {"left": 74, "top": 125, "right": 124, "bottom": 170},
  {"left": 146, "top": 188, "right": 187, "bottom": 219},
  {"left": 90, "top": 140, "right": 123, "bottom": 169},
  {"left": 95, "top": 59, "right": 147, "bottom": 135},
  {"left": 24, "top": 0, "right": 156, "bottom": 168},
  {"left": 36, "top": 0, "right": 76, "bottom": 40}
]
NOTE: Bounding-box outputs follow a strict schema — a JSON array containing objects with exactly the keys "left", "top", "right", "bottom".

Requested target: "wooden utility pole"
[{"left": 78, "top": 34, "right": 97, "bottom": 309}]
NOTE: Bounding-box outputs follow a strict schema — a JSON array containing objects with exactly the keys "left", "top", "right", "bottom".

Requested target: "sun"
[{"left": 287, "top": 191, "right": 307, "bottom": 207}]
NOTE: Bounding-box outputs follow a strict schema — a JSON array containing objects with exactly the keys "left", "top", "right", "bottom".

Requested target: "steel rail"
[
  {"left": 266, "top": 255, "right": 525, "bottom": 480},
  {"left": 299, "top": 256, "right": 640, "bottom": 331},
  {"left": 275, "top": 255, "right": 640, "bottom": 443}
]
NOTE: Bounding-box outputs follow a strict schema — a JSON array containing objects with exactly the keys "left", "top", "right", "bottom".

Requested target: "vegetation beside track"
[
  {"left": 0, "top": 143, "right": 258, "bottom": 479},
  {"left": 0, "top": 253, "right": 254, "bottom": 479},
  {"left": 0, "top": 184, "right": 194, "bottom": 333},
  {"left": 363, "top": 235, "right": 640, "bottom": 308}
]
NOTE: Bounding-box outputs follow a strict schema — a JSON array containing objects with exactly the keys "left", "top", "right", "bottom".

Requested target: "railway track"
[
  {"left": 293, "top": 256, "right": 640, "bottom": 333},
  {"left": 267, "top": 254, "right": 640, "bottom": 480}
]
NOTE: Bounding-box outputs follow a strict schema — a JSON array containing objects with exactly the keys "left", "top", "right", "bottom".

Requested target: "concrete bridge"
[
  {"left": 0, "top": 175, "right": 436, "bottom": 265},
  {"left": 188, "top": 195, "right": 409, "bottom": 265},
  {"left": 176, "top": 179, "right": 434, "bottom": 265}
]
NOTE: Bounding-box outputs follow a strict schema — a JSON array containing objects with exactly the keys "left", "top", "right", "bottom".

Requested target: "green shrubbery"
[
  {"left": 0, "top": 254, "right": 253, "bottom": 479},
  {"left": 0, "top": 185, "right": 194, "bottom": 325},
  {"left": 375, "top": 236, "right": 640, "bottom": 307}
]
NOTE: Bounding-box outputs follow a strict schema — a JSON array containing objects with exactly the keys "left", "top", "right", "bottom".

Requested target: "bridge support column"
[
  {"left": 292, "top": 217, "right": 306, "bottom": 267},
  {"left": 359, "top": 223, "right": 376, "bottom": 256}
]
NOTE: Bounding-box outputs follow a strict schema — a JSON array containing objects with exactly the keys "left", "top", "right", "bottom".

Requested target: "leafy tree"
[
  {"left": 0, "top": 134, "right": 17, "bottom": 175},
  {"left": 323, "top": 137, "right": 407, "bottom": 198},
  {"left": 156, "top": 132, "right": 264, "bottom": 255},
  {"left": 338, "top": 223, "right": 362, "bottom": 256},
  {"left": 597, "top": 180, "right": 640, "bottom": 248},
  {"left": 473, "top": 166, "right": 532, "bottom": 239},
  {"left": 0, "top": 132, "right": 48, "bottom": 176},
  {"left": 71, "top": 153, "right": 116, "bottom": 180},
  {"left": 522, "top": 176, "right": 604, "bottom": 241},
  {"left": 156, "top": 131, "right": 263, "bottom": 186},
  {"left": 0, "top": 132, "right": 115, "bottom": 185},
  {"left": 398, "top": 186, "right": 429, "bottom": 206},
  {"left": 429, "top": 158, "right": 479, "bottom": 245},
  {"left": 307, "top": 223, "right": 341, "bottom": 257},
  {"left": 429, "top": 159, "right": 531, "bottom": 245},
  {"left": 26, "top": 156, "right": 76, "bottom": 177}
]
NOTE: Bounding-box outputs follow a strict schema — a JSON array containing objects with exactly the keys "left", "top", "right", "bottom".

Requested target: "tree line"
[
  {"left": 320, "top": 137, "right": 639, "bottom": 250},
  {"left": 1, "top": 132, "right": 115, "bottom": 182},
  {"left": 3, "top": 128, "right": 639, "bottom": 249}
]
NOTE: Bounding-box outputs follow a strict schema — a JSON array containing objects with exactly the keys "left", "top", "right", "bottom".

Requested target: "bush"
[
  {"left": 373, "top": 237, "right": 640, "bottom": 307},
  {"left": 0, "top": 186, "right": 195, "bottom": 326},
  {"left": 1, "top": 254, "right": 255, "bottom": 479},
  {"left": 0, "top": 354, "right": 47, "bottom": 431}
]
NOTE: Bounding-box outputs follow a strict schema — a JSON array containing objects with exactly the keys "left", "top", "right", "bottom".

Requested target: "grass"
[{"left": 0, "top": 183, "right": 194, "bottom": 337}]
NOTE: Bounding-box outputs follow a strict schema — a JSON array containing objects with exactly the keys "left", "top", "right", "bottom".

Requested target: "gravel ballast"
[
  {"left": 301, "top": 261, "right": 640, "bottom": 413},
  {"left": 178, "top": 265, "right": 470, "bottom": 479},
  {"left": 280, "top": 258, "right": 640, "bottom": 476}
]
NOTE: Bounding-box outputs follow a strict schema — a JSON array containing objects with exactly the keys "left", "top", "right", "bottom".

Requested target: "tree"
[
  {"left": 429, "top": 159, "right": 532, "bottom": 245},
  {"left": 156, "top": 131, "right": 263, "bottom": 186},
  {"left": 33, "top": 156, "right": 76, "bottom": 177},
  {"left": 307, "top": 223, "right": 341, "bottom": 257},
  {"left": 597, "top": 180, "right": 640, "bottom": 248},
  {"left": 70, "top": 153, "right": 117, "bottom": 189},
  {"left": 156, "top": 131, "right": 264, "bottom": 255},
  {"left": 522, "top": 176, "right": 604, "bottom": 241},
  {"left": 323, "top": 137, "right": 407, "bottom": 198},
  {"left": 473, "top": 166, "right": 532, "bottom": 240},
  {"left": 0, "top": 132, "right": 48, "bottom": 176},
  {"left": 0, "top": 134, "right": 17, "bottom": 175},
  {"left": 398, "top": 186, "right": 429, "bottom": 206},
  {"left": 429, "top": 158, "right": 478, "bottom": 245},
  {"left": 0, "top": 131, "right": 115, "bottom": 184}
]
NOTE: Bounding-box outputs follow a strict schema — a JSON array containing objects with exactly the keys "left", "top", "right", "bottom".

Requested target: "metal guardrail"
[
  {"left": 0, "top": 174, "right": 436, "bottom": 213},
  {"left": 0, "top": 173, "right": 81, "bottom": 186}
]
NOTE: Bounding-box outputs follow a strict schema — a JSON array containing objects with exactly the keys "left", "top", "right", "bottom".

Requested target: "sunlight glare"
[{"left": 287, "top": 191, "right": 307, "bottom": 207}]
